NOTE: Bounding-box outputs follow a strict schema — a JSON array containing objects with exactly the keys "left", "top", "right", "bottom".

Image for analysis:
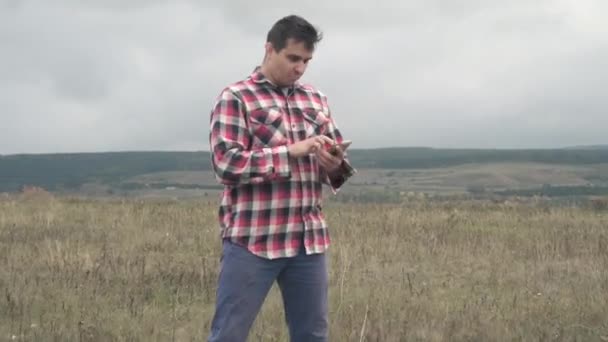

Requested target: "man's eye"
[{"left": 288, "top": 56, "right": 300, "bottom": 62}]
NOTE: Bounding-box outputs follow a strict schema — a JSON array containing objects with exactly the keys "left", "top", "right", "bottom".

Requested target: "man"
[{"left": 208, "top": 14, "right": 356, "bottom": 342}]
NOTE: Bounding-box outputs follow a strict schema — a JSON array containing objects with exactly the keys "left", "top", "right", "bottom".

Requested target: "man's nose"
[{"left": 295, "top": 62, "right": 305, "bottom": 74}]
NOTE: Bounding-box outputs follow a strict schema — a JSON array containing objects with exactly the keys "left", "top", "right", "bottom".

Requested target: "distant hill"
[
  {"left": 345, "top": 147, "right": 608, "bottom": 168},
  {"left": 563, "top": 145, "right": 608, "bottom": 150},
  {"left": 0, "top": 151, "right": 211, "bottom": 192},
  {"left": 2, "top": 147, "right": 608, "bottom": 192}
]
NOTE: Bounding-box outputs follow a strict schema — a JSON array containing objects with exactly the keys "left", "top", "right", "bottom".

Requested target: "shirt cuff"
[
  {"left": 264, "top": 145, "right": 291, "bottom": 180},
  {"left": 327, "top": 159, "right": 356, "bottom": 193}
]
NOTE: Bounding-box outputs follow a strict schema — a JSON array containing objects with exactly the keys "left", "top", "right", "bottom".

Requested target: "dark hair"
[{"left": 266, "top": 15, "right": 323, "bottom": 52}]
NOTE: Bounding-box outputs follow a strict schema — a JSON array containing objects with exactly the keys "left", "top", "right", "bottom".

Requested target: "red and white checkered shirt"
[{"left": 209, "top": 67, "right": 356, "bottom": 259}]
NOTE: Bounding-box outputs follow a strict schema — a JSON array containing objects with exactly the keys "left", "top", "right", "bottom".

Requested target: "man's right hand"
[{"left": 288, "top": 136, "right": 334, "bottom": 158}]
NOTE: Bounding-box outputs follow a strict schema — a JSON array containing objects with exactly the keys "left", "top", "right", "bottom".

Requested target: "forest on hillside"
[{"left": 2, "top": 148, "right": 608, "bottom": 192}]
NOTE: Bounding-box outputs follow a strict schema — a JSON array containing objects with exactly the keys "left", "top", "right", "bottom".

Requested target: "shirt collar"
[{"left": 250, "top": 66, "right": 300, "bottom": 92}]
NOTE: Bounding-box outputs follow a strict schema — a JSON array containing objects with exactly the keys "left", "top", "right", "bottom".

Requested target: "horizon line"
[{"left": 2, "top": 144, "right": 608, "bottom": 156}]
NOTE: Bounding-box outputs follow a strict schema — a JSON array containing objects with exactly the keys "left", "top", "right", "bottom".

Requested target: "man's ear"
[{"left": 264, "top": 42, "right": 273, "bottom": 56}]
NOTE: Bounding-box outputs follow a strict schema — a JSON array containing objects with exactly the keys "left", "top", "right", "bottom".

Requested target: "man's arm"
[
  {"left": 317, "top": 95, "right": 356, "bottom": 193},
  {"left": 209, "top": 89, "right": 291, "bottom": 186},
  {"left": 318, "top": 146, "right": 356, "bottom": 193}
]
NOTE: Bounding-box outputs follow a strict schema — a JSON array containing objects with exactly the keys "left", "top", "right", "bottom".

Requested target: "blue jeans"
[{"left": 208, "top": 240, "right": 329, "bottom": 342}]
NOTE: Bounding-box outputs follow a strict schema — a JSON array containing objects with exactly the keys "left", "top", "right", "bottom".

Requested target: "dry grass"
[{"left": 1, "top": 195, "right": 607, "bottom": 341}]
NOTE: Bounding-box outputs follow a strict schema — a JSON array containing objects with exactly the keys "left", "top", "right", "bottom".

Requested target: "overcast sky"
[{"left": 1, "top": 0, "right": 607, "bottom": 154}]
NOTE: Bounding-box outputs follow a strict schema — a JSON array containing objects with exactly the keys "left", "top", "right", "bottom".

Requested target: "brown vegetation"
[{"left": 1, "top": 196, "right": 607, "bottom": 341}]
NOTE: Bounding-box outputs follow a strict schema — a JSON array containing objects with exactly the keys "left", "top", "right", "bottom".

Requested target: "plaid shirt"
[{"left": 209, "top": 67, "right": 356, "bottom": 259}]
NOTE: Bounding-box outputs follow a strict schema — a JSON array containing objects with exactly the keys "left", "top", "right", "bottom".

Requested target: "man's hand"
[
  {"left": 316, "top": 144, "right": 344, "bottom": 174},
  {"left": 288, "top": 135, "right": 334, "bottom": 158}
]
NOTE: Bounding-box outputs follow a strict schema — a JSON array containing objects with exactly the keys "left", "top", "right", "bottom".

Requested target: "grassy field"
[{"left": 1, "top": 194, "right": 608, "bottom": 341}]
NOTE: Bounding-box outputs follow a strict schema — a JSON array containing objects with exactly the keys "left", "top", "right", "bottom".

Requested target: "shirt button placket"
[{"left": 284, "top": 92, "right": 307, "bottom": 232}]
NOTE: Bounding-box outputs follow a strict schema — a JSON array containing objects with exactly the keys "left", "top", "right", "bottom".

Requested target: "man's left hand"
[{"left": 316, "top": 146, "right": 344, "bottom": 174}]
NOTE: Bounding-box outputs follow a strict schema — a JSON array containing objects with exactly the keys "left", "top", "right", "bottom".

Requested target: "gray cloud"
[{"left": 1, "top": 1, "right": 607, "bottom": 154}]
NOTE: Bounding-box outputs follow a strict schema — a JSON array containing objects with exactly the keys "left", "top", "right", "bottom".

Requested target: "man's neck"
[
  {"left": 259, "top": 64, "right": 276, "bottom": 84},
  {"left": 259, "top": 64, "right": 294, "bottom": 89}
]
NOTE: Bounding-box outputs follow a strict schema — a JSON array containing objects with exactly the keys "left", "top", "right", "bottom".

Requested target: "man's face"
[{"left": 265, "top": 38, "right": 314, "bottom": 87}]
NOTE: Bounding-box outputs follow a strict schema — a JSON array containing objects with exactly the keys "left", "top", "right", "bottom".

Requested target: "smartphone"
[{"left": 328, "top": 140, "right": 352, "bottom": 155}]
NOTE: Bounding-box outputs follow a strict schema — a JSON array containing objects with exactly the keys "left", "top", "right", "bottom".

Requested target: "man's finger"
[
  {"left": 317, "top": 135, "right": 334, "bottom": 145},
  {"left": 317, "top": 149, "right": 339, "bottom": 168},
  {"left": 333, "top": 147, "right": 344, "bottom": 159},
  {"left": 317, "top": 148, "right": 331, "bottom": 160},
  {"left": 315, "top": 150, "right": 329, "bottom": 164}
]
